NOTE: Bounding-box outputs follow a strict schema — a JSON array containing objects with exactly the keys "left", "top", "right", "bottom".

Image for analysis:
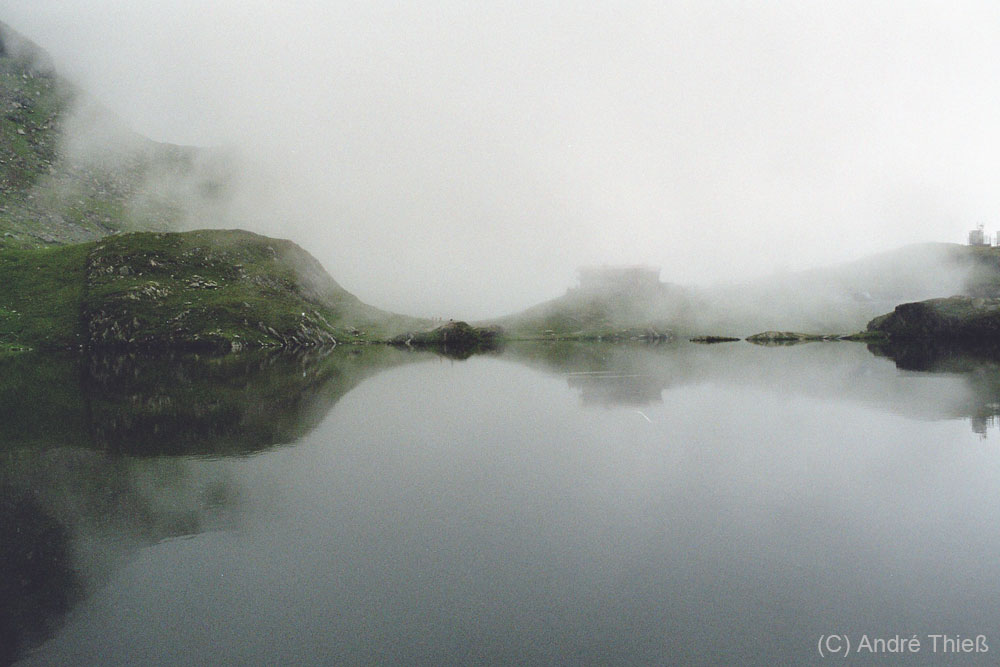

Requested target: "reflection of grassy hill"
[
  {"left": 0, "top": 352, "right": 87, "bottom": 447},
  {"left": 0, "top": 344, "right": 428, "bottom": 662},
  {"left": 505, "top": 339, "right": 1000, "bottom": 428},
  {"left": 0, "top": 229, "right": 429, "bottom": 350},
  {"left": 0, "top": 345, "right": 425, "bottom": 455},
  {"left": 868, "top": 338, "right": 1000, "bottom": 372},
  {"left": 0, "top": 487, "right": 77, "bottom": 667},
  {"left": 85, "top": 346, "right": 421, "bottom": 456}
]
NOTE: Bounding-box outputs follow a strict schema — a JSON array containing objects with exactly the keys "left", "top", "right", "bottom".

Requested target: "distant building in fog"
[
  {"left": 968, "top": 224, "right": 991, "bottom": 246},
  {"left": 576, "top": 265, "right": 661, "bottom": 292}
]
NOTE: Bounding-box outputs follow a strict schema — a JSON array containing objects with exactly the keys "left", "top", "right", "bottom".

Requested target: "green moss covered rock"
[{"left": 867, "top": 296, "right": 1000, "bottom": 341}]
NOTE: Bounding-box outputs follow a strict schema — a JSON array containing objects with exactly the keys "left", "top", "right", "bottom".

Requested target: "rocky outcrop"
[
  {"left": 586, "top": 328, "right": 673, "bottom": 342},
  {"left": 1, "top": 228, "right": 430, "bottom": 351},
  {"left": 866, "top": 296, "right": 1000, "bottom": 341},
  {"left": 531, "top": 327, "right": 674, "bottom": 342},
  {"left": 392, "top": 321, "right": 503, "bottom": 351},
  {"left": 745, "top": 331, "right": 836, "bottom": 345},
  {"left": 80, "top": 230, "right": 351, "bottom": 351},
  {"left": 689, "top": 336, "right": 740, "bottom": 343}
]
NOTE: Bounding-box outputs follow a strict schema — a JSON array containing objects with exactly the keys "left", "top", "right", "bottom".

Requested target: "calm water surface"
[{"left": 3, "top": 341, "right": 1000, "bottom": 665}]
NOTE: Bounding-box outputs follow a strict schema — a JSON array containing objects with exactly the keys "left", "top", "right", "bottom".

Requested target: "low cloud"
[{"left": 5, "top": 1, "right": 1000, "bottom": 319}]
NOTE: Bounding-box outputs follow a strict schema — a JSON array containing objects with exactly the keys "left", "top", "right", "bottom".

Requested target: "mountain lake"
[{"left": 3, "top": 340, "right": 1000, "bottom": 665}]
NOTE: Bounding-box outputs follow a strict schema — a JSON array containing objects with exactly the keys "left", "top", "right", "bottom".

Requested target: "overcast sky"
[{"left": 4, "top": 1, "right": 1000, "bottom": 319}]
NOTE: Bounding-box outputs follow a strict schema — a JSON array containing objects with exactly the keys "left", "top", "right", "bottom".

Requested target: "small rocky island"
[{"left": 391, "top": 320, "right": 503, "bottom": 352}]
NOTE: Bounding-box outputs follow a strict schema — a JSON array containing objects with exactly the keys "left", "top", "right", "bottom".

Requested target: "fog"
[{"left": 4, "top": 1, "right": 1000, "bottom": 319}]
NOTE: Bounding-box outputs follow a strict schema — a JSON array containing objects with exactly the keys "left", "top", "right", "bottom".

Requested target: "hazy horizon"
[{"left": 3, "top": 2, "right": 999, "bottom": 319}]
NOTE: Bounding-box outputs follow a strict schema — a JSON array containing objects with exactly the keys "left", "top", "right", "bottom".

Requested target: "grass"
[
  {"left": 82, "top": 230, "right": 357, "bottom": 349},
  {"left": 0, "top": 228, "right": 428, "bottom": 350},
  {"left": 0, "top": 241, "right": 93, "bottom": 348},
  {"left": 0, "top": 58, "right": 67, "bottom": 194}
]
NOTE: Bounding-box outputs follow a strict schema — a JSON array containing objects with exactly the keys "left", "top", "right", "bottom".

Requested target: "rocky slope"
[
  {"left": 0, "top": 21, "right": 234, "bottom": 249},
  {"left": 867, "top": 296, "right": 1000, "bottom": 341},
  {"left": 0, "top": 22, "right": 434, "bottom": 351},
  {"left": 0, "top": 228, "right": 428, "bottom": 351}
]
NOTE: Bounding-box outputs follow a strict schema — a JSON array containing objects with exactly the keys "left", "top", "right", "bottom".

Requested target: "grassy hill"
[
  {"left": 686, "top": 242, "right": 990, "bottom": 335},
  {"left": 0, "top": 229, "right": 428, "bottom": 350},
  {"left": 4, "top": 20, "right": 995, "bottom": 347},
  {"left": 494, "top": 243, "right": 1000, "bottom": 338},
  {"left": 0, "top": 22, "right": 432, "bottom": 349},
  {"left": 492, "top": 279, "right": 688, "bottom": 339}
]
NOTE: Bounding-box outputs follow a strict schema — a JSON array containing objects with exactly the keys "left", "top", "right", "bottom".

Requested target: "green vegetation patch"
[
  {"left": 0, "top": 228, "right": 431, "bottom": 351},
  {"left": 82, "top": 230, "right": 357, "bottom": 350},
  {"left": 0, "top": 241, "right": 93, "bottom": 348}
]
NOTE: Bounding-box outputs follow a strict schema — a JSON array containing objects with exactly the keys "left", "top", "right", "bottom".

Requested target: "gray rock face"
[{"left": 867, "top": 296, "right": 1000, "bottom": 340}]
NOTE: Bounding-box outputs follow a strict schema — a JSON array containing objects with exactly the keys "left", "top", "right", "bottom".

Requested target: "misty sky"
[{"left": 4, "top": 1, "right": 1000, "bottom": 319}]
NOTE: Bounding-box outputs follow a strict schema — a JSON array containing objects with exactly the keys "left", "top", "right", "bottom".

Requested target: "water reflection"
[
  {"left": 564, "top": 371, "right": 664, "bottom": 407},
  {"left": 4, "top": 341, "right": 1000, "bottom": 664},
  {"left": 504, "top": 341, "right": 691, "bottom": 407},
  {"left": 0, "top": 489, "right": 77, "bottom": 667},
  {"left": 0, "top": 345, "right": 427, "bottom": 664},
  {"left": 507, "top": 340, "right": 1000, "bottom": 438},
  {"left": 0, "top": 346, "right": 421, "bottom": 456},
  {"left": 869, "top": 340, "right": 1000, "bottom": 439},
  {"left": 0, "top": 446, "right": 246, "bottom": 664}
]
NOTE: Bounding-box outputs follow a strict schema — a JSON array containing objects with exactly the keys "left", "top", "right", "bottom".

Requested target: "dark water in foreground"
[{"left": 4, "top": 341, "right": 1000, "bottom": 665}]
